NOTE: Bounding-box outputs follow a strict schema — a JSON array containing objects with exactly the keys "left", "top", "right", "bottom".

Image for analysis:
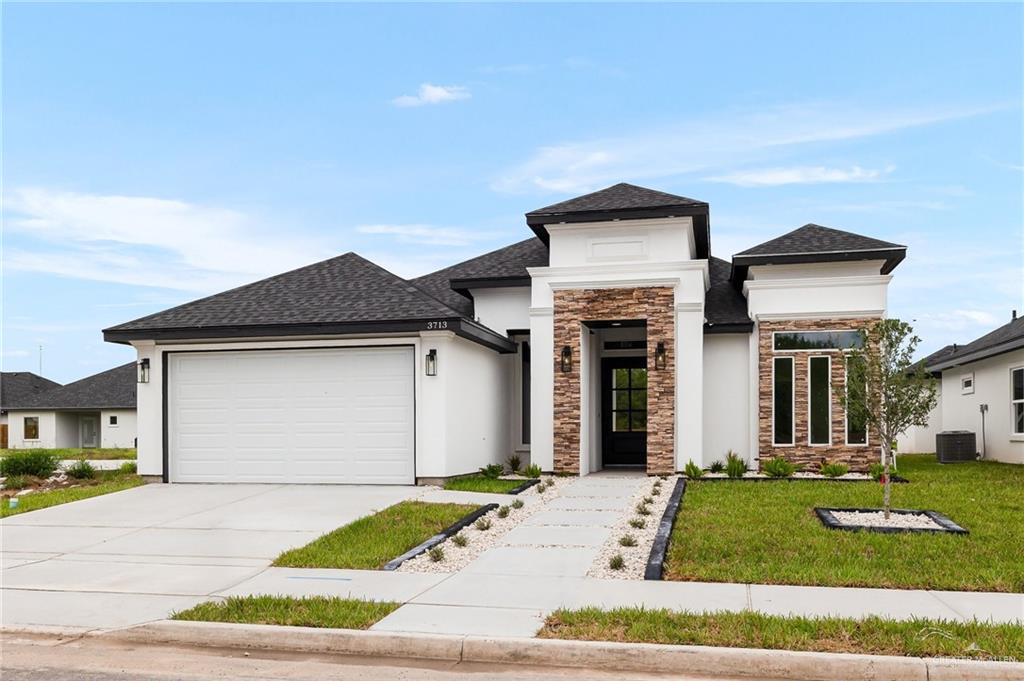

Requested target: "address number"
[{"left": 425, "top": 320, "right": 449, "bottom": 330}]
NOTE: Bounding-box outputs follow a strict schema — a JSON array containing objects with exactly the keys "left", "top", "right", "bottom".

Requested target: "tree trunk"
[{"left": 882, "top": 439, "right": 892, "bottom": 519}]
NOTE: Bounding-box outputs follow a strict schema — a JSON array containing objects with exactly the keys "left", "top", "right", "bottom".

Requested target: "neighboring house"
[
  {"left": 5, "top": 363, "right": 138, "bottom": 450},
  {"left": 0, "top": 372, "right": 63, "bottom": 447},
  {"left": 104, "top": 183, "right": 905, "bottom": 484},
  {"left": 922, "top": 313, "right": 1024, "bottom": 464},
  {"left": 895, "top": 344, "right": 957, "bottom": 454}
]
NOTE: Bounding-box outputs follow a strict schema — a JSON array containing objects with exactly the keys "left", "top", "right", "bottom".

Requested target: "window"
[
  {"left": 109, "top": 415, "right": 119, "bottom": 427},
  {"left": 520, "top": 341, "right": 531, "bottom": 445},
  {"left": 809, "top": 356, "right": 831, "bottom": 445},
  {"left": 24, "top": 416, "right": 39, "bottom": 440},
  {"left": 774, "top": 331, "right": 863, "bottom": 351},
  {"left": 773, "top": 357, "right": 794, "bottom": 445},
  {"left": 961, "top": 374, "right": 975, "bottom": 395},
  {"left": 846, "top": 367, "right": 868, "bottom": 445},
  {"left": 1012, "top": 368, "right": 1024, "bottom": 435},
  {"left": 611, "top": 367, "right": 647, "bottom": 432}
]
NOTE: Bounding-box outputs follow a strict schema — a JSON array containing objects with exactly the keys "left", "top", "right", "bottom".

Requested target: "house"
[
  {"left": 919, "top": 313, "right": 1024, "bottom": 464},
  {"left": 0, "top": 371, "right": 62, "bottom": 447},
  {"left": 5, "top": 363, "right": 138, "bottom": 450},
  {"left": 895, "top": 344, "right": 957, "bottom": 454},
  {"left": 104, "top": 183, "right": 906, "bottom": 484}
]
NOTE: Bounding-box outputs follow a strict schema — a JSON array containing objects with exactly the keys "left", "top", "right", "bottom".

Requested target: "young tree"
[{"left": 840, "top": 319, "right": 938, "bottom": 518}]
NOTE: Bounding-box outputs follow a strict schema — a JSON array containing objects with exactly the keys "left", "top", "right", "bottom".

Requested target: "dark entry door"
[{"left": 601, "top": 357, "right": 647, "bottom": 467}]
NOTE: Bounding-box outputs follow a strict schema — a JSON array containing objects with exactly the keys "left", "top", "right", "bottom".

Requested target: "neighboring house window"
[
  {"left": 521, "top": 341, "right": 531, "bottom": 445},
  {"left": 774, "top": 331, "right": 863, "bottom": 351},
  {"left": 109, "top": 415, "right": 119, "bottom": 426},
  {"left": 809, "top": 356, "right": 831, "bottom": 445},
  {"left": 961, "top": 374, "right": 975, "bottom": 395},
  {"left": 773, "top": 357, "right": 794, "bottom": 445},
  {"left": 1012, "top": 368, "right": 1024, "bottom": 435},
  {"left": 24, "top": 416, "right": 39, "bottom": 440},
  {"left": 846, "top": 369, "right": 868, "bottom": 445}
]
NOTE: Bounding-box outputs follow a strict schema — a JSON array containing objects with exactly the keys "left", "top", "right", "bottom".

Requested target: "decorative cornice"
[
  {"left": 754, "top": 310, "right": 885, "bottom": 322},
  {"left": 743, "top": 274, "right": 892, "bottom": 296}
]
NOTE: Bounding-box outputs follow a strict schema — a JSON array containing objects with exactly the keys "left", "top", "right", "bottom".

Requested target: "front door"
[
  {"left": 601, "top": 357, "right": 647, "bottom": 467},
  {"left": 80, "top": 416, "right": 99, "bottom": 448}
]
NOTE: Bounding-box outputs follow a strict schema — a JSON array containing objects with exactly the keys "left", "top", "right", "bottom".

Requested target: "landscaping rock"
[
  {"left": 829, "top": 510, "right": 944, "bottom": 531},
  {"left": 588, "top": 476, "right": 680, "bottom": 580}
]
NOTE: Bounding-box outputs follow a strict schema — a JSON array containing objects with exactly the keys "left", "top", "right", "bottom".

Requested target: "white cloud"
[
  {"left": 392, "top": 83, "right": 471, "bottom": 108},
  {"left": 706, "top": 165, "right": 893, "bottom": 187},
  {"left": 356, "top": 223, "right": 483, "bottom": 247},
  {"left": 3, "top": 187, "right": 333, "bottom": 293},
  {"left": 492, "top": 102, "right": 1003, "bottom": 194}
]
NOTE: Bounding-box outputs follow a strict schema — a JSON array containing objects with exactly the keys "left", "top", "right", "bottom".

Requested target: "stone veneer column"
[
  {"left": 757, "top": 318, "right": 881, "bottom": 471},
  {"left": 553, "top": 287, "right": 675, "bottom": 476}
]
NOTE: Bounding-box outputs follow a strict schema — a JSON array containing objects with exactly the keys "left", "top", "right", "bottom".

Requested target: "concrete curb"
[{"left": 98, "top": 620, "right": 1024, "bottom": 681}]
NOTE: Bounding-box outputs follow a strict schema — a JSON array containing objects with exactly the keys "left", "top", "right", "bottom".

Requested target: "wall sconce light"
[
  {"left": 425, "top": 349, "right": 438, "bottom": 376},
  {"left": 137, "top": 358, "right": 150, "bottom": 384},
  {"left": 655, "top": 342, "right": 667, "bottom": 370},
  {"left": 560, "top": 345, "right": 573, "bottom": 373}
]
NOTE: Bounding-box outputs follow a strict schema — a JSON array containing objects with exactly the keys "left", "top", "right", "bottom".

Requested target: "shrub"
[
  {"left": 636, "top": 502, "right": 651, "bottom": 516},
  {"left": 651, "top": 486, "right": 662, "bottom": 496},
  {"left": 0, "top": 450, "right": 59, "bottom": 478},
  {"left": 474, "top": 517, "right": 492, "bottom": 531},
  {"left": 629, "top": 518, "right": 646, "bottom": 529},
  {"left": 709, "top": 460, "right": 725, "bottom": 474},
  {"left": 869, "top": 463, "right": 886, "bottom": 481},
  {"left": 428, "top": 546, "right": 445, "bottom": 562},
  {"left": 511, "top": 498, "right": 524, "bottom": 509},
  {"left": 536, "top": 483, "right": 547, "bottom": 494},
  {"left": 618, "top": 534, "right": 637, "bottom": 547},
  {"left": 763, "top": 457, "right": 797, "bottom": 478},
  {"left": 451, "top": 533, "right": 468, "bottom": 547},
  {"left": 523, "top": 463, "right": 542, "bottom": 478},
  {"left": 609, "top": 554, "right": 625, "bottom": 571},
  {"left": 65, "top": 460, "right": 97, "bottom": 480},
  {"left": 2, "top": 474, "right": 31, "bottom": 490},
  {"left": 506, "top": 454, "right": 521, "bottom": 474},
  {"left": 725, "top": 451, "right": 747, "bottom": 479},
  {"left": 684, "top": 460, "right": 703, "bottom": 479},
  {"left": 820, "top": 461, "right": 850, "bottom": 478},
  {"left": 497, "top": 505, "right": 510, "bottom": 519},
  {"left": 478, "top": 464, "right": 504, "bottom": 479},
  {"left": 119, "top": 461, "right": 138, "bottom": 475}
]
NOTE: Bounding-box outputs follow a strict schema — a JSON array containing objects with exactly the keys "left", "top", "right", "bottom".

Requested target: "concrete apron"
[{"left": 91, "top": 619, "right": 1024, "bottom": 681}]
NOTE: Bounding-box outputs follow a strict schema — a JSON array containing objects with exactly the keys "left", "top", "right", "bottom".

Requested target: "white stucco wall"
[
  {"left": 6, "top": 411, "right": 57, "bottom": 448},
  {"left": 546, "top": 217, "right": 694, "bottom": 268},
  {"left": 897, "top": 383, "right": 942, "bottom": 454},
  {"left": 702, "top": 334, "right": 751, "bottom": 466},
  {"left": 101, "top": 409, "right": 138, "bottom": 448},
  {"left": 470, "top": 287, "right": 531, "bottom": 335},
  {"left": 939, "top": 349, "right": 1024, "bottom": 464},
  {"left": 54, "top": 412, "right": 80, "bottom": 448}
]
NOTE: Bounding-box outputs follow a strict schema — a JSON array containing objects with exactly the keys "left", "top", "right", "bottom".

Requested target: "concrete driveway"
[{"left": 0, "top": 483, "right": 422, "bottom": 631}]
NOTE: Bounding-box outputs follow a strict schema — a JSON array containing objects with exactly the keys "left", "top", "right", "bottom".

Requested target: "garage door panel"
[{"left": 168, "top": 347, "right": 414, "bottom": 484}]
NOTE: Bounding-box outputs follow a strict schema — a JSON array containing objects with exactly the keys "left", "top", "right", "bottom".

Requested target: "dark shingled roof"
[
  {"left": 927, "top": 315, "right": 1024, "bottom": 371},
  {"left": 909, "top": 344, "right": 957, "bottom": 376},
  {"left": 16, "top": 363, "right": 136, "bottom": 410},
  {"left": 1, "top": 372, "right": 62, "bottom": 411},
  {"left": 106, "top": 253, "right": 462, "bottom": 334},
  {"left": 526, "top": 183, "right": 706, "bottom": 217},
  {"left": 705, "top": 257, "right": 753, "bottom": 331},
  {"left": 736, "top": 223, "right": 904, "bottom": 257}
]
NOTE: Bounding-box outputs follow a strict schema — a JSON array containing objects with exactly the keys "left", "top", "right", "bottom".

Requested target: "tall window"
[
  {"left": 809, "top": 356, "right": 831, "bottom": 445},
  {"left": 520, "top": 341, "right": 531, "bottom": 444},
  {"left": 1013, "top": 367, "right": 1024, "bottom": 435},
  {"left": 24, "top": 416, "right": 39, "bottom": 440},
  {"left": 846, "top": 367, "right": 868, "bottom": 445},
  {"left": 773, "top": 357, "right": 794, "bottom": 445},
  {"left": 612, "top": 367, "right": 647, "bottom": 432}
]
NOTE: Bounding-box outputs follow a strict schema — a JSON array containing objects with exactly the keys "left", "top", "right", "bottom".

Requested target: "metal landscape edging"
[
  {"left": 643, "top": 477, "right": 686, "bottom": 580},
  {"left": 381, "top": 503, "right": 498, "bottom": 571},
  {"left": 814, "top": 507, "right": 968, "bottom": 535}
]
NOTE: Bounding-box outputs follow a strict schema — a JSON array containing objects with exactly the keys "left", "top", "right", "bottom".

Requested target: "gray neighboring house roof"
[
  {"left": 909, "top": 344, "right": 958, "bottom": 377},
  {"left": 927, "top": 315, "right": 1024, "bottom": 372},
  {"left": 0, "top": 372, "right": 62, "bottom": 411},
  {"left": 731, "top": 223, "right": 906, "bottom": 282},
  {"left": 14, "top": 363, "right": 137, "bottom": 411}
]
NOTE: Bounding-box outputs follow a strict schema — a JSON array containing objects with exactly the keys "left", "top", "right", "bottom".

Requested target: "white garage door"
[{"left": 167, "top": 347, "right": 415, "bottom": 484}]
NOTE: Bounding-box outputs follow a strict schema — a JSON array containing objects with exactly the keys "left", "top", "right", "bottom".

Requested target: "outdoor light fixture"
[
  {"left": 425, "top": 349, "right": 438, "bottom": 376},
  {"left": 655, "top": 342, "right": 667, "bottom": 370},
  {"left": 137, "top": 358, "right": 150, "bottom": 384},
  {"left": 560, "top": 345, "right": 573, "bottom": 373}
]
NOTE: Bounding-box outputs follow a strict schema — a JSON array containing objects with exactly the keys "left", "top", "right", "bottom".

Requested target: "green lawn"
[
  {"left": 1, "top": 472, "right": 145, "bottom": 518},
  {"left": 273, "top": 500, "right": 477, "bottom": 569},
  {"left": 0, "top": 448, "right": 136, "bottom": 460},
  {"left": 665, "top": 455, "right": 1024, "bottom": 592},
  {"left": 443, "top": 474, "right": 533, "bottom": 494},
  {"left": 540, "top": 607, "right": 1024, "bottom": 661},
  {"left": 172, "top": 595, "right": 398, "bottom": 629}
]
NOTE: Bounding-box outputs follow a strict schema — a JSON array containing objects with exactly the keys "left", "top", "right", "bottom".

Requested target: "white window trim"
[
  {"left": 771, "top": 330, "right": 862, "bottom": 353},
  {"left": 961, "top": 373, "right": 975, "bottom": 395},
  {"left": 109, "top": 416, "right": 119, "bottom": 428},
  {"left": 808, "top": 355, "right": 832, "bottom": 446},
  {"left": 1011, "top": 366, "right": 1024, "bottom": 437},
  {"left": 23, "top": 415, "right": 41, "bottom": 442},
  {"left": 772, "top": 355, "right": 795, "bottom": 447},
  {"left": 512, "top": 337, "right": 531, "bottom": 452}
]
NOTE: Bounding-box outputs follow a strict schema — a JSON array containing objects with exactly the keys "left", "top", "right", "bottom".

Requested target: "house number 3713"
[{"left": 425, "top": 320, "right": 449, "bottom": 330}]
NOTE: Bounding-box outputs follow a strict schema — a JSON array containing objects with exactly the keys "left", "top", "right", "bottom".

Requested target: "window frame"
[
  {"left": 844, "top": 367, "right": 869, "bottom": 447},
  {"left": 807, "top": 355, "right": 832, "bottom": 446},
  {"left": 109, "top": 415, "right": 119, "bottom": 427},
  {"left": 512, "top": 337, "right": 531, "bottom": 450},
  {"left": 961, "top": 373, "right": 975, "bottom": 395},
  {"left": 23, "top": 416, "right": 40, "bottom": 441},
  {"left": 772, "top": 356, "right": 795, "bottom": 446},
  {"left": 772, "top": 330, "right": 864, "bottom": 353},
  {"left": 610, "top": 366, "right": 647, "bottom": 433},
  {"left": 1011, "top": 366, "right": 1024, "bottom": 436}
]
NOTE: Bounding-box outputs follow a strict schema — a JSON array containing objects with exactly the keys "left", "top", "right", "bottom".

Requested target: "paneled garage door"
[{"left": 167, "top": 347, "right": 415, "bottom": 484}]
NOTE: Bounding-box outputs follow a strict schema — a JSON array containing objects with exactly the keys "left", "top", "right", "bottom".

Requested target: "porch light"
[
  {"left": 560, "top": 345, "right": 573, "bottom": 373},
  {"left": 137, "top": 358, "right": 150, "bottom": 384},
  {"left": 655, "top": 342, "right": 667, "bottom": 370},
  {"left": 425, "top": 349, "right": 438, "bottom": 376}
]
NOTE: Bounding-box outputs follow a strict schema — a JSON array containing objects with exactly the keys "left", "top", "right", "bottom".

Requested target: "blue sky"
[{"left": 3, "top": 2, "right": 1021, "bottom": 383}]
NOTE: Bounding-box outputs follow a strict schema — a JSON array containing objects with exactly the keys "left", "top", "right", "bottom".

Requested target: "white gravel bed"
[
  {"left": 830, "top": 510, "right": 944, "bottom": 530},
  {"left": 588, "top": 475, "right": 679, "bottom": 580},
  {"left": 397, "top": 476, "right": 564, "bottom": 574}
]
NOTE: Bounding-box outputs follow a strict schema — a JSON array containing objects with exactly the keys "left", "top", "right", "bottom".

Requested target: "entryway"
[{"left": 601, "top": 357, "right": 647, "bottom": 468}]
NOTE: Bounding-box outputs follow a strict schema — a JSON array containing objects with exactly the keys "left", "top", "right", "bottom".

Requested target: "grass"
[
  {"left": 443, "top": 474, "right": 534, "bottom": 494},
  {"left": 172, "top": 595, "right": 399, "bottom": 629},
  {"left": 539, "top": 608, "right": 1024, "bottom": 661},
  {"left": 665, "top": 455, "right": 1024, "bottom": 592},
  {"left": 1, "top": 471, "right": 145, "bottom": 518},
  {"left": 273, "top": 500, "right": 477, "bottom": 569},
  {"left": 0, "top": 448, "right": 136, "bottom": 460}
]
